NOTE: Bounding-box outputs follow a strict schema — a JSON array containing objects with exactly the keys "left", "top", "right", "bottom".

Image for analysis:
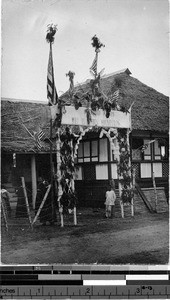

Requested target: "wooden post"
[
  {"left": 73, "top": 207, "right": 77, "bottom": 225},
  {"left": 70, "top": 138, "right": 77, "bottom": 226},
  {"left": 118, "top": 179, "right": 124, "bottom": 218},
  {"left": 152, "top": 171, "right": 158, "bottom": 212},
  {"left": 60, "top": 208, "right": 64, "bottom": 227},
  {"left": 31, "top": 155, "right": 37, "bottom": 209},
  {"left": 21, "top": 177, "right": 33, "bottom": 230},
  {"left": 50, "top": 118, "right": 55, "bottom": 222},
  {"left": 94, "top": 50, "right": 98, "bottom": 79},
  {"left": 56, "top": 129, "right": 64, "bottom": 227},
  {"left": 32, "top": 184, "right": 51, "bottom": 225},
  {"left": 131, "top": 168, "right": 136, "bottom": 217},
  {"left": 127, "top": 128, "right": 134, "bottom": 217},
  {"left": 116, "top": 134, "right": 124, "bottom": 219},
  {"left": 1, "top": 198, "right": 8, "bottom": 231}
]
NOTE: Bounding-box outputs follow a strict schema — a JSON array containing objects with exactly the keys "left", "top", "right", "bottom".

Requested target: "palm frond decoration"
[
  {"left": 91, "top": 35, "right": 105, "bottom": 51},
  {"left": 46, "top": 24, "right": 58, "bottom": 43}
]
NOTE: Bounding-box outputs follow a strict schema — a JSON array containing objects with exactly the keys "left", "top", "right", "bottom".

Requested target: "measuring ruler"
[
  {"left": 0, "top": 266, "right": 170, "bottom": 299},
  {"left": 0, "top": 284, "right": 170, "bottom": 299}
]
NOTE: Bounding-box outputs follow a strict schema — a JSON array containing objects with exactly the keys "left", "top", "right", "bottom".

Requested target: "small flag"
[
  {"left": 47, "top": 46, "right": 58, "bottom": 106},
  {"left": 33, "top": 130, "right": 46, "bottom": 151},
  {"left": 37, "top": 130, "right": 45, "bottom": 141},
  {"left": 36, "top": 139, "right": 43, "bottom": 151},
  {"left": 112, "top": 89, "right": 119, "bottom": 101},
  {"left": 90, "top": 54, "right": 97, "bottom": 75}
]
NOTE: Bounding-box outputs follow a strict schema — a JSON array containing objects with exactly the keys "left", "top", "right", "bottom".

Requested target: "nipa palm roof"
[{"left": 1, "top": 69, "right": 169, "bottom": 153}]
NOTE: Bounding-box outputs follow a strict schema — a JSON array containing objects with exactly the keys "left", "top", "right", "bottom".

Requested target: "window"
[
  {"left": 77, "top": 138, "right": 109, "bottom": 163},
  {"left": 154, "top": 139, "right": 168, "bottom": 160},
  {"left": 99, "top": 138, "right": 108, "bottom": 162},
  {"left": 132, "top": 138, "right": 143, "bottom": 160},
  {"left": 77, "top": 140, "right": 99, "bottom": 163},
  {"left": 154, "top": 140, "right": 161, "bottom": 160},
  {"left": 143, "top": 139, "right": 151, "bottom": 160}
]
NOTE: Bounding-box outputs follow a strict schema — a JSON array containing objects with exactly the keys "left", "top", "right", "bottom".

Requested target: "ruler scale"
[{"left": 0, "top": 267, "right": 170, "bottom": 299}]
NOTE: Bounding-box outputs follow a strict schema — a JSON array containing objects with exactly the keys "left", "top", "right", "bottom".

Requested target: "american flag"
[
  {"left": 90, "top": 54, "right": 97, "bottom": 75},
  {"left": 47, "top": 46, "right": 58, "bottom": 106},
  {"left": 34, "top": 130, "right": 46, "bottom": 151},
  {"left": 112, "top": 89, "right": 119, "bottom": 101},
  {"left": 37, "top": 130, "right": 45, "bottom": 141}
]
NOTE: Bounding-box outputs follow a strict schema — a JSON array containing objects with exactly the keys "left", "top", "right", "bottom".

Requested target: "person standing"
[{"left": 105, "top": 186, "right": 116, "bottom": 218}]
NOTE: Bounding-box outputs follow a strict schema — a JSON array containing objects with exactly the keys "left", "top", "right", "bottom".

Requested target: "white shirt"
[{"left": 105, "top": 190, "right": 116, "bottom": 205}]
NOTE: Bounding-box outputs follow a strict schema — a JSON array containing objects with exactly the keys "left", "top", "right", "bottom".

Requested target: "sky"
[{"left": 1, "top": 0, "right": 169, "bottom": 103}]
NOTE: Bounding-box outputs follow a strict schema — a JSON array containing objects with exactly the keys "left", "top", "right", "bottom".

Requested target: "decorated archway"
[{"left": 46, "top": 26, "right": 134, "bottom": 227}]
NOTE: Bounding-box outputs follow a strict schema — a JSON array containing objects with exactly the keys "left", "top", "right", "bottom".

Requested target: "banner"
[{"left": 61, "top": 106, "right": 131, "bottom": 128}]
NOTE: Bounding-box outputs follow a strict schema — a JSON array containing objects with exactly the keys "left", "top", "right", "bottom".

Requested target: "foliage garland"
[
  {"left": 59, "top": 127, "right": 78, "bottom": 214},
  {"left": 117, "top": 128, "right": 134, "bottom": 204}
]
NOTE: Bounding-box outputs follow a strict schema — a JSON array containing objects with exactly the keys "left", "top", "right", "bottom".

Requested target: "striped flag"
[
  {"left": 36, "top": 139, "right": 42, "bottom": 151},
  {"left": 112, "top": 89, "right": 119, "bottom": 101},
  {"left": 34, "top": 130, "right": 46, "bottom": 151},
  {"left": 47, "top": 46, "right": 58, "bottom": 106},
  {"left": 90, "top": 54, "right": 97, "bottom": 76},
  {"left": 37, "top": 130, "right": 45, "bottom": 141}
]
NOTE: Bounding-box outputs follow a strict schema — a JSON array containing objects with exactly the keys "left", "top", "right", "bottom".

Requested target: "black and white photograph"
[{"left": 1, "top": 0, "right": 169, "bottom": 266}]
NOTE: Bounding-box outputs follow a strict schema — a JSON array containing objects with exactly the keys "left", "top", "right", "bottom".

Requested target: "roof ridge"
[
  {"left": 74, "top": 68, "right": 132, "bottom": 88},
  {"left": 1, "top": 97, "right": 47, "bottom": 104},
  {"left": 101, "top": 68, "right": 132, "bottom": 79}
]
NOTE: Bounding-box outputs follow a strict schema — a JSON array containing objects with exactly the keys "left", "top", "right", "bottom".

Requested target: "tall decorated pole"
[
  {"left": 90, "top": 35, "right": 105, "bottom": 79},
  {"left": 46, "top": 24, "right": 58, "bottom": 223}
]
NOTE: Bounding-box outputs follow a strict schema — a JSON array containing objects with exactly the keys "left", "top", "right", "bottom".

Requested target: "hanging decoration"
[
  {"left": 117, "top": 128, "right": 134, "bottom": 204},
  {"left": 64, "top": 35, "right": 130, "bottom": 125},
  {"left": 59, "top": 127, "right": 78, "bottom": 214}
]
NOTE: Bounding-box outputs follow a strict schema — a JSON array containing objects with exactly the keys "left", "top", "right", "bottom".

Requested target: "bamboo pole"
[
  {"left": 70, "top": 138, "right": 77, "bottom": 226},
  {"left": 32, "top": 184, "right": 51, "bottom": 225},
  {"left": 56, "top": 129, "right": 64, "bottom": 227},
  {"left": 31, "top": 155, "right": 37, "bottom": 209},
  {"left": 115, "top": 135, "right": 124, "bottom": 219},
  {"left": 1, "top": 198, "right": 8, "bottom": 231},
  {"left": 21, "top": 177, "right": 33, "bottom": 230},
  {"left": 50, "top": 116, "right": 55, "bottom": 222},
  {"left": 118, "top": 180, "right": 124, "bottom": 218},
  {"left": 95, "top": 50, "right": 98, "bottom": 78},
  {"left": 126, "top": 129, "right": 134, "bottom": 217},
  {"left": 131, "top": 168, "right": 136, "bottom": 217},
  {"left": 152, "top": 171, "right": 158, "bottom": 212}
]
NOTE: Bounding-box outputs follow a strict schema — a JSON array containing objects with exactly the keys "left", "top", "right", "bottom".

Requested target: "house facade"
[{"left": 1, "top": 69, "right": 169, "bottom": 208}]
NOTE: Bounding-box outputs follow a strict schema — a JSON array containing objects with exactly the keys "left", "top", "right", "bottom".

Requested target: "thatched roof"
[
  {"left": 1, "top": 69, "right": 169, "bottom": 153},
  {"left": 61, "top": 68, "right": 169, "bottom": 132},
  {"left": 1, "top": 99, "right": 51, "bottom": 153}
]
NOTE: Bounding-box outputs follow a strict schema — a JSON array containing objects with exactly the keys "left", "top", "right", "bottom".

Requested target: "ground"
[{"left": 1, "top": 209, "right": 169, "bottom": 265}]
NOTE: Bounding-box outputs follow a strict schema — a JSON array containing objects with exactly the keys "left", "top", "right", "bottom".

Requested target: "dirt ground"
[{"left": 1, "top": 209, "right": 169, "bottom": 265}]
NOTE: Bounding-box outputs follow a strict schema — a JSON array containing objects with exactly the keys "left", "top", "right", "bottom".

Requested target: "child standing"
[{"left": 105, "top": 186, "right": 116, "bottom": 218}]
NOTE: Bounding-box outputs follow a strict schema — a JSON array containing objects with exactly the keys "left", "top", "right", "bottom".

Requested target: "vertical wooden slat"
[
  {"left": 32, "top": 184, "right": 51, "bottom": 226},
  {"left": 152, "top": 171, "right": 158, "bottom": 212},
  {"left": 21, "top": 177, "right": 33, "bottom": 230},
  {"left": 31, "top": 155, "right": 37, "bottom": 210},
  {"left": 1, "top": 198, "right": 8, "bottom": 231},
  {"left": 56, "top": 129, "right": 64, "bottom": 227}
]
